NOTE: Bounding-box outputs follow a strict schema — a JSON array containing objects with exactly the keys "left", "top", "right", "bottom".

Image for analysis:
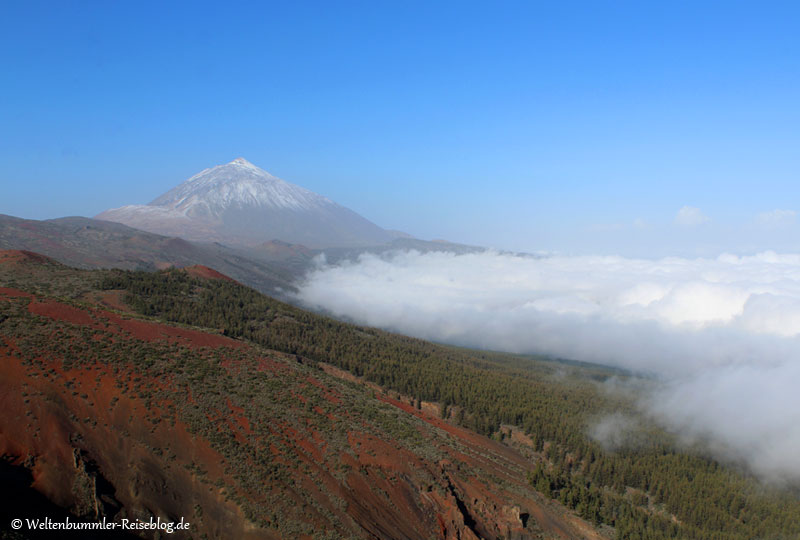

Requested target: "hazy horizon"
[
  {"left": 4, "top": 160, "right": 800, "bottom": 259},
  {"left": 3, "top": 2, "right": 800, "bottom": 258}
]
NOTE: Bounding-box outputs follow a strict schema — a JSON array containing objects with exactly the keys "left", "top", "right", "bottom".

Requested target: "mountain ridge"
[{"left": 0, "top": 213, "right": 297, "bottom": 296}]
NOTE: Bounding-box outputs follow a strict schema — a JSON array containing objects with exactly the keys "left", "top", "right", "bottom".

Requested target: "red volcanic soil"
[
  {"left": 378, "top": 394, "right": 608, "bottom": 540},
  {"left": 94, "top": 290, "right": 133, "bottom": 312},
  {"left": 28, "top": 299, "right": 94, "bottom": 325},
  {"left": 323, "top": 367, "right": 611, "bottom": 540},
  {"left": 0, "top": 287, "right": 35, "bottom": 298},
  {"left": 101, "top": 310, "right": 245, "bottom": 350},
  {"left": 183, "top": 265, "right": 235, "bottom": 282},
  {"left": 0, "top": 284, "right": 610, "bottom": 540},
  {"left": 0, "top": 293, "right": 268, "bottom": 538},
  {"left": 0, "top": 351, "right": 259, "bottom": 539},
  {"left": 0, "top": 249, "right": 57, "bottom": 265},
  {"left": 22, "top": 293, "right": 244, "bottom": 351}
]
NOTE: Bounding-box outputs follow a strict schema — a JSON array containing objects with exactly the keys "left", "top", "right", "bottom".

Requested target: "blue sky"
[{"left": 2, "top": 1, "right": 799, "bottom": 255}]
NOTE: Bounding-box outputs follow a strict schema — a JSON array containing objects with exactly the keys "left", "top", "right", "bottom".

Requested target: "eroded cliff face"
[
  {"left": 0, "top": 255, "right": 607, "bottom": 540},
  {"left": 0, "top": 287, "right": 259, "bottom": 539}
]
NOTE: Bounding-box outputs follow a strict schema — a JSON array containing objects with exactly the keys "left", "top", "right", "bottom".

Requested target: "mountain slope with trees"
[
  {"left": 99, "top": 266, "right": 800, "bottom": 540},
  {"left": 0, "top": 252, "right": 603, "bottom": 540},
  {"left": 2, "top": 252, "right": 799, "bottom": 539}
]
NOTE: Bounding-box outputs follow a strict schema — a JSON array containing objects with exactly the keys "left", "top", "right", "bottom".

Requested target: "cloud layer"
[
  {"left": 296, "top": 249, "right": 800, "bottom": 482},
  {"left": 674, "top": 205, "right": 711, "bottom": 226}
]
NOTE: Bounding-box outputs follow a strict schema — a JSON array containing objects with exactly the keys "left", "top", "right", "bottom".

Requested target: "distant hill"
[
  {"left": 318, "top": 236, "right": 484, "bottom": 265},
  {"left": 96, "top": 158, "right": 395, "bottom": 248},
  {"left": 0, "top": 214, "right": 485, "bottom": 298},
  {"left": 0, "top": 214, "right": 297, "bottom": 296}
]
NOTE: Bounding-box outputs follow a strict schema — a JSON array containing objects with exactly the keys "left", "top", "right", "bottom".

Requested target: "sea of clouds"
[{"left": 295, "top": 249, "right": 800, "bottom": 482}]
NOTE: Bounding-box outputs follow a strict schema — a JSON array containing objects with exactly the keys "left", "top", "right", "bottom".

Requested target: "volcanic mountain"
[{"left": 96, "top": 158, "right": 394, "bottom": 248}]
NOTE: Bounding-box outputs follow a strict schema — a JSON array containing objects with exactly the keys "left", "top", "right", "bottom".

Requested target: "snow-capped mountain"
[
  {"left": 96, "top": 158, "right": 394, "bottom": 248},
  {"left": 151, "top": 158, "right": 333, "bottom": 215}
]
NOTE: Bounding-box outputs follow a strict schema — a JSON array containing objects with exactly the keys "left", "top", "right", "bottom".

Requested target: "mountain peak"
[
  {"left": 191, "top": 156, "right": 277, "bottom": 183},
  {"left": 229, "top": 157, "right": 255, "bottom": 167},
  {"left": 158, "top": 158, "right": 324, "bottom": 214},
  {"left": 96, "top": 158, "right": 394, "bottom": 248}
]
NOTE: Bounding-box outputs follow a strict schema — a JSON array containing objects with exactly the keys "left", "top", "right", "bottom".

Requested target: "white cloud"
[
  {"left": 646, "top": 362, "right": 800, "bottom": 483},
  {"left": 756, "top": 209, "right": 796, "bottom": 228},
  {"left": 674, "top": 205, "right": 710, "bottom": 226},
  {"left": 588, "top": 412, "right": 643, "bottom": 451},
  {"left": 296, "top": 249, "right": 800, "bottom": 482}
]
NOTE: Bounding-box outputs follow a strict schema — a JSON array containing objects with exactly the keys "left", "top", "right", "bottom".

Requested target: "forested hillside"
[
  {"left": 3, "top": 255, "right": 800, "bottom": 539},
  {"left": 2, "top": 254, "right": 599, "bottom": 540},
  {"left": 95, "top": 268, "right": 800, "bottom": 540}
]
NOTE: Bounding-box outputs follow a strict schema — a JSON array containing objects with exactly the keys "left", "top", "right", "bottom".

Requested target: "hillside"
[
  {"left": 0, "top": 252, "right": 608, "bottom": 539},
  {"left": 0, "top": 214, "right": 483, "bottom": 300},
  {"left": 2, "top": 252, "right": 800, "bottom": 539},
  {"left": 89, "top": 267, "right": 800, "bottom": 539},
  {"left": 0, "top": 214, "right": 297, "bottom": 297}
]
